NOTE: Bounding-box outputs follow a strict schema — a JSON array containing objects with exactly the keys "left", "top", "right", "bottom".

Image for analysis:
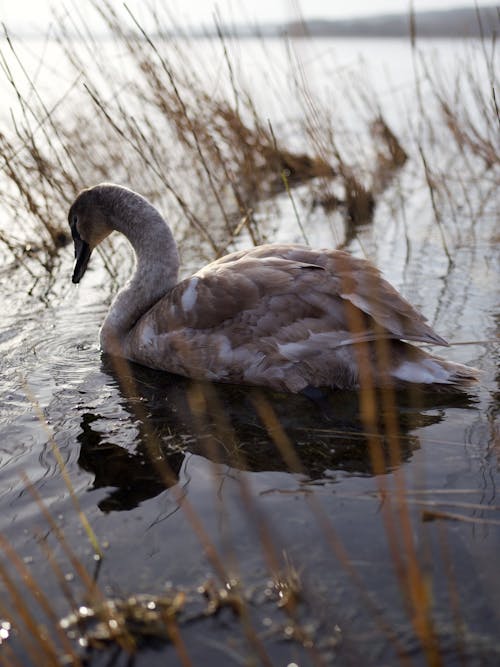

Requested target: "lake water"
[{"left": 0, "top": 31, "right": 499, "bottom": 666}]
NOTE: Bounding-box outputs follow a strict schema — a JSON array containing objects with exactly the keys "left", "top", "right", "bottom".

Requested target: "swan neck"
[{"left": 100, "top": 189, "right": 179, "bottom": 350}]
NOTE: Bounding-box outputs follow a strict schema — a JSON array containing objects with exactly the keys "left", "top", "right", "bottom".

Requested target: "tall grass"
[
  {"left": 2, "top": 10, "right": 495, "bottom": 277},
  {"left": 0, "top": 1, "right": 416, "bottom": 276}
]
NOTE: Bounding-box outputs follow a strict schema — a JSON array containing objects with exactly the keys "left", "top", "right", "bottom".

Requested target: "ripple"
[
  {"left": 21, "top": 302, "right": 105, "bottom": 396},
  {"left": 0, "top": 293, "right": 111, "bottom": 511}
]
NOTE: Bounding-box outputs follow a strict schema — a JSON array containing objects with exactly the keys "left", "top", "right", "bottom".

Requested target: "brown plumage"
[{"left": 68, "top": 184, "right": 478, "bottom": 393}]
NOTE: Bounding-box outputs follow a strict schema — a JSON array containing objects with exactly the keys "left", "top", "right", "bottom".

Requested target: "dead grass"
[
  {"left": 0, "top": 1, "right": 415, "bottom": 273},
  {"left": 0, "top": 7, "right": 496, "bottom": 276}
]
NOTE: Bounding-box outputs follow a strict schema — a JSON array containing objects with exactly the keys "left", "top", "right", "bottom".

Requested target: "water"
[{"left": 0, "top": 33, "right": 499, "bottom": 666}]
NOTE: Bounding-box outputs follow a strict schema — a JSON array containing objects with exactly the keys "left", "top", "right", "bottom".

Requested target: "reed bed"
[
  {"left": 0, "top": 0, "right": 416, "bottom": 275},
  {"left": 0, "top": 3, "right": 499, "bottom": 667}
]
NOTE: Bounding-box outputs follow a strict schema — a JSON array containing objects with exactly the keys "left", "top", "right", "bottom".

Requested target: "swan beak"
[{"left": 72, "top": 238, "right": 92, "bottom": 283}]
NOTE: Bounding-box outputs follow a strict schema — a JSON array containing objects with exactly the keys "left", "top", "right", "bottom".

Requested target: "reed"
[{"left": 0, "top": 0, "right": 412, "bottom": 274}]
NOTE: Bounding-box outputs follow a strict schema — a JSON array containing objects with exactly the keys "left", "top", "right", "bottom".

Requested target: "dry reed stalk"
[
  {"left": 268, "top": 120, "right": 310, "bottom": 244},
  {"left": 184, "top": 381, "right": 329, "bottom": 666},
  {"left": 36, "top": 535, "right": 80, "bottom": 613},
  {"left": 19, "top": 476, "right": 126, "bottom": 631},
  {"left": 0, "top": 560, "right": 62, "bottom": 665},
  {"left": 422, "top": 511, "right": 500, "bottom": 526},
  {"left": 24, "top": 384, "right": 102, "bottom": 558},
  {"left": 335, "top": 256, "right": 445, "bottom": 665},
  {"left": 249, "top": 391, "right": 415, "bottom": 664},
  {"left": 372, "top": 335, "right": 442, "bottom": 663},
  {"left": 0, "top": 533, "right": 82, "bottom": 665},
  {"left": 102, "top": 369, "right": 325, "bottom": 667},
  {"left": 0, "top": 0, "right": 495, "bottom": 273},
  {"left": 104, "top": 353, "right": 230, "bottom": 585},
  {"left": 186, "top": 383, "right": 285, "bottom": 574},
  {"left": 93, "top": 0, "right": 337, "bottom": 235},
  {"left": 162, "top": 615, "right": 193, "bottom": 667},
  {"left": 108, "top": 356, "right": 278, "bottom": 667}
]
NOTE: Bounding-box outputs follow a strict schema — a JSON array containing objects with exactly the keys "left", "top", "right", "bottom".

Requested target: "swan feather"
[{"left": 68, "top": 184, "right": 478, "bottom": 392}]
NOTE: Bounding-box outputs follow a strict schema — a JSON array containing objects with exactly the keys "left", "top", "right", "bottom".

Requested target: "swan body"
[{"left": 68, "top": 184, "right": 477, "bottom": 393}]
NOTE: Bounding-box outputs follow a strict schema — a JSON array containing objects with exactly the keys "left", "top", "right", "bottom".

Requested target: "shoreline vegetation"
[
  {"left": 203, "top": 6, "right": 500, "bottom": 40},
  {"left": 257, "top": 7, "right": 498, "bottom": 39},
  {"left": 3, "top": 6, "right": 499, "bottom": 40},
  {"left": 0, "top": 2, "right": 497, "bottom": 280}
]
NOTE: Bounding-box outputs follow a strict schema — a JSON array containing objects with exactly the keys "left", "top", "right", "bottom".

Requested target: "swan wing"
[
  {"left": 163, "top": 246, "right": 447, "bottom": 347},
  {"left": 125, "top": 248, "right": 449, "bottom": 390},
  {"left": 129, "top": 247, "right": 445, "bottom": 361}
]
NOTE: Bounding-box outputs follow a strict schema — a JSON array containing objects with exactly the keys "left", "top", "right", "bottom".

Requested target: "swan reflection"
[{"left": 76, "top": 357, "right": 476, "bottom": 512}]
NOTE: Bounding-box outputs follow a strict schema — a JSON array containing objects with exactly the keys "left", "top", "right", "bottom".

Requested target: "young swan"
[{"left": 68, "top": 184, "right": 478, "bottom": 393}]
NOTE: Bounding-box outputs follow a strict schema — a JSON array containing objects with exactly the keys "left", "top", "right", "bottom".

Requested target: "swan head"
[{"left": 68, "top": 185, "right": 114, "bottom": 283}]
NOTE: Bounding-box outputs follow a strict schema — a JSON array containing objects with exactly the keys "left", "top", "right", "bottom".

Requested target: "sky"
[{"left": 0, "top": 0, "right": 496, "bottom": 33}]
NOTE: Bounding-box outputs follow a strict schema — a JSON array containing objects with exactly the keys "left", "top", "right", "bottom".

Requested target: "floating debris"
[
  {"left": 59, "top": 592, "right": 186, "bottom": 649},
  {"left": 0, "top": 620, "right": 11, "bottom": 645},
  {"left": 199, "top": 578, "right": 245, "bottom": 616},
  {"left": 56, "top": 569, "right": 334, "bottom": 661}
]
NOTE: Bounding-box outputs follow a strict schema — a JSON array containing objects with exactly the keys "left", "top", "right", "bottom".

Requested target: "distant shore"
[{"left": 196, "top": 6, "right": 499, "bottom": 40}]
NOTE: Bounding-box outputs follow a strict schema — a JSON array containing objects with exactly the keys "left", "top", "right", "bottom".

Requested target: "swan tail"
[{"left": 391, "top": 352, "right": 479, "bottom": 388}]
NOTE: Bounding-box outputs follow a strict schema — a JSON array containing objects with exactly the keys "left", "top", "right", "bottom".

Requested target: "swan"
[{"left": 68, "top": 184, "right": 477, "bottom": 393}]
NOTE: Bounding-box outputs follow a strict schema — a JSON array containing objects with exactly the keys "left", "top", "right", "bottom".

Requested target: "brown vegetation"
[{"left": 0, "top": 2, "right": 416, "bottom": 272}]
